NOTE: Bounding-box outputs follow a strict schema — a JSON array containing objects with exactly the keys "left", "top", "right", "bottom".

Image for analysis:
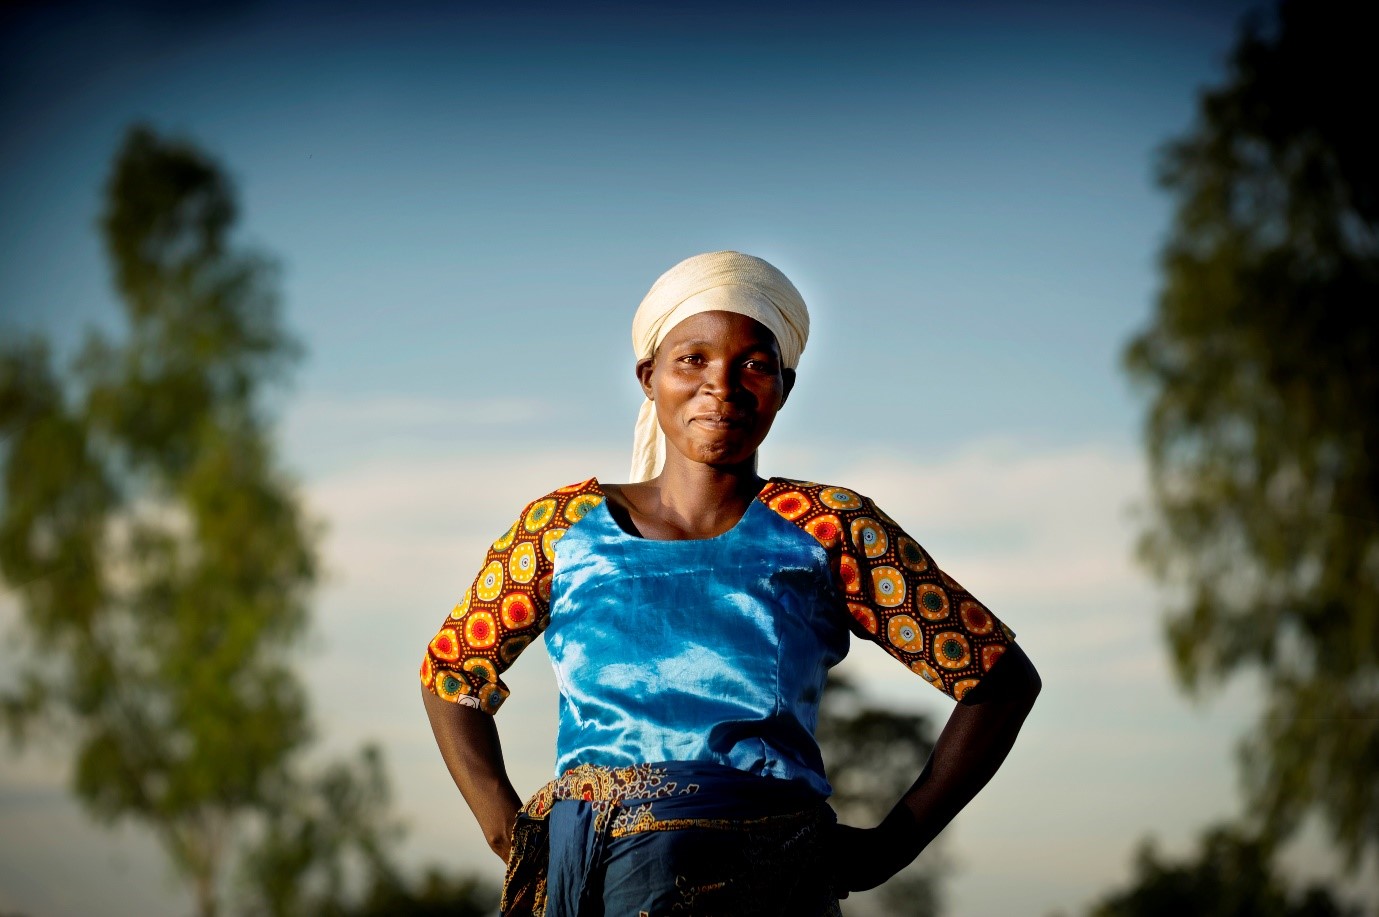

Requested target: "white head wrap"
[{"left": 629, "top": 251, "right": 809, "bottom": 482}]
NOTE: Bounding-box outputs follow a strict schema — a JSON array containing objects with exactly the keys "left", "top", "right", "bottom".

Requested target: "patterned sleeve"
[
  {"left": 761, "top": 480, "right": 1015, "bottom": 701},
  {"left": 419, "top": 478, "right": 604, "bottom": 714}
]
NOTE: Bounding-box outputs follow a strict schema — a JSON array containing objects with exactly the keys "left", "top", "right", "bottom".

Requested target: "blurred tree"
[
  {"left": 329, "top": 868, "right": 497, "bottom": 917},
  {"left": 0, "top": 125, "right": 387, "bottom": 917},
  {"left": 1087, "top": 824, "right": 1359, "bottom": 917},
  {"left": 236, "top": 744, "right": 398, "bottom": 916},
  {"left": 234, "top": 742, "right": 499, "bottom": 916},
  {"left": 819, "top": 672, "right": 943, "bottom": 917},
  {"left": 1123, "top": 0, "right": 1378, "bottom": 869}
]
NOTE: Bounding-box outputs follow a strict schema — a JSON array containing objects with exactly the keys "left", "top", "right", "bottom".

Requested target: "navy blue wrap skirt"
[{"left": 501, "top": 761, "right": 842, "bottom": 917}]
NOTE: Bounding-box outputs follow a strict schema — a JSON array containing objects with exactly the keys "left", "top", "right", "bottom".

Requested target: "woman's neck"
[{"left": 613, "top": 455, "right": 765, "bottom": 541}]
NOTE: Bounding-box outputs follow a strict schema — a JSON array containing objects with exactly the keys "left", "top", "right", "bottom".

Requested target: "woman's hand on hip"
[{"left": 827, "top": 807, "right": 925, "bottom": 894}]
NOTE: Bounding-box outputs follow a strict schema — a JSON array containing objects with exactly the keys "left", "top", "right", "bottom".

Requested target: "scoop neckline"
[{"left": 587, "top": 476, "right": 779, "bottom": 544}]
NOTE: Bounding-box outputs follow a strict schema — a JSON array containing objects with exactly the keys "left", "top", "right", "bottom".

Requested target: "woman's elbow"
[
  {"left": 1017, "top": 658, "right": 1042, "bottom": 708},
  {"left": 963, "top": 642, "right": 1040, "bottom": 708},
  {"left": 1008, "top": 645, "right": 1041, "bottom": 712}
]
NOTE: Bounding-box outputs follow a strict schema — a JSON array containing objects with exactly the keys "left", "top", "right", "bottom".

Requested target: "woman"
[{"left": 422, "top": 251, "right": 1041, "bottom": 916}]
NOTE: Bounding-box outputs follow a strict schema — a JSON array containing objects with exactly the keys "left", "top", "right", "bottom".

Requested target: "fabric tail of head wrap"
[{"left": 629, "top": 251, "right": 810, "bottom": 482}]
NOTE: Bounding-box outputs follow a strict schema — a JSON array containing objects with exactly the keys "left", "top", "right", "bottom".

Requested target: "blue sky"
[
  {"left": 5, "top": 1, "right": 1372, "bottom": 915},
  {"left": 3, "top": 0, "right": 1239, "bottom": 454}
]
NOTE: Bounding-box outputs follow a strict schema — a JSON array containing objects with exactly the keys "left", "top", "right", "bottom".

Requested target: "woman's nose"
[{"left": 700, "top": 362, "right": 739, "bottom": 398}]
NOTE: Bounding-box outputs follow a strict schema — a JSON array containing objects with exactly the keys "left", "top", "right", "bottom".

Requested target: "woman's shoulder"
[
  {"left": 760, "top": 477, "right": 887, "bottom": 519},
  {"left": 758, "top": 478, "right": 910, "bottom": 554},
  {"left": 533, "top": 477, "right": 605, "bottom": 502},
  {"left": 505, "top": 477, "right": 607, "bottom": 530}
]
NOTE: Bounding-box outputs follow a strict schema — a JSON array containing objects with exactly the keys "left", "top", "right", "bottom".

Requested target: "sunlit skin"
[
  {"left": 641, "top": 309, "right": 794, "bottom": 469},
  {"left": 600, "top": 310, "right": 796, "bottom": 541}
]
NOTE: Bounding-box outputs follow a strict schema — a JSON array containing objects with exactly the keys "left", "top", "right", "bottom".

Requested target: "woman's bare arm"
[
  {"left": 831, "top": 642, "right": 1042, "bottom": 891},
  {"left": 422, "top": 685, "right": 524, "bottom": 862}
]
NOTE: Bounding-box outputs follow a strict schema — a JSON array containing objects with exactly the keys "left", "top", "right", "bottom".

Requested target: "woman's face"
[{"left": 637, "top": 310, "right": 795, "bottom": 470}]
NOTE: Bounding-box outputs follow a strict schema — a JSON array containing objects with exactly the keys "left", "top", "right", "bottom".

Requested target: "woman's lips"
[{"left": 691, "top": 413, "right": 749, "bottom": 429}]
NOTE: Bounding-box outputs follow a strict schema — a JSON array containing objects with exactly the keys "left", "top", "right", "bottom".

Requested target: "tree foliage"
[
  {"left": 233, "top": 741, "right": 499, "bottom": 916},
  {"left": 329, "top": 868, "right": 497, "bottom": 917},
  {"left": 819, "top": 672, "right": 943, "bottom": 917},
  {"left": 0, "top": 124, "right": 383, "bottom": 917},
  {"left": 237, "top": 744, "right": 397, "bottom": 916},
  {"left": 1087, "top": 825, "right": 1359, "bottom": 917},
  {"left": 1124, "top": 0, "right": 1378, "bottom": 868}
]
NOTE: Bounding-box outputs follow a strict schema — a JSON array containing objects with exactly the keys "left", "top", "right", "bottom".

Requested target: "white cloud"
[
  {"left": 289, "top": 392, "right": 547, "bottom": 431},
  {"left": 815, "top": 439, "right": 1148, "bottom": 592},
  {"left": 276, "top": 393, "right": 557, "bottom": 477}
]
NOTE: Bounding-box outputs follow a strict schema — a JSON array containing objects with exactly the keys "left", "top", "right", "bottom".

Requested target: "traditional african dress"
[{"left": 422, "top": 478, "right": 1016, "bottom": 916}]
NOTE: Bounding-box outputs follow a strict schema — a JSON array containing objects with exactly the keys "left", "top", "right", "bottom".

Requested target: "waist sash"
[{"left": 501, "top": 761, "right": 837, "bottom": 917}]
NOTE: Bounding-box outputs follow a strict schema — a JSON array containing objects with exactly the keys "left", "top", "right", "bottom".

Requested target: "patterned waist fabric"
[{"left": 501, "top": 761, "right": 842, "bottom": 917}]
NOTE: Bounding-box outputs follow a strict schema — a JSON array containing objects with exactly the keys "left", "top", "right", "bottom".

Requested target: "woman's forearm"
[
  {"left": 833, "top": 643, "right": 1041, "bottom": 891},
  {"left": 896, "top": 641, "right": 1041, "bottom": 842},
  {"left": 422, "top": 685, "right": 524, "bottom": 861}
]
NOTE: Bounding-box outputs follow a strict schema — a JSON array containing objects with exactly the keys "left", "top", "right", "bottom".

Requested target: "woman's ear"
[
  {"left": 780, "top": 368, "right": 797, "bottom": 407},
  {"left": 636, "top": 357, "right": 656, "bottom": 400}
]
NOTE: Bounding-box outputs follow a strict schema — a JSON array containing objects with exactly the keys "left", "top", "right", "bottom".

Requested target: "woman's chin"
[
  {"left": 689, "top": 446, "right": 758, "bottom": 469},
  {"left": 664, "top": 435, "right": 749, "bottom": 467}
]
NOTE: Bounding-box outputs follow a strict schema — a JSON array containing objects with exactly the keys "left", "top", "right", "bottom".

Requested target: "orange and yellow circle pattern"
[
  {"left": 421, "top": 479, "right": 605, "bottom": 713},
  {"left": 804, "top": 514, "right": 843, "bottom": 548},
  {"left": 476, "top": 560, "right": 504, "bottom": 601},
  {"left": 851, "top": 517, "right": 888, "bottom": 558},
  {"left": 887, "top": 614, "right": 925, "bottom": 653},
  {"left": 847, "top": 602, "right": 878, "bottom": 635},
  {"left": 509, "top": 542, "right": 538, "bottom": 584},
  {"left": 757, "top": 478, "right": 1015, "bottom": 701},
  {"left": 871, "top": 566, "right": 906, "bottom": 607},
  {"left": 768, "top": 490, "right": 811, "bottom": 521},
  {"left": 916, "top": 583, "right": 949, "bottom": 620},
  {"left": 524, "top": 498, "right": 558, "bottom": 533}
]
